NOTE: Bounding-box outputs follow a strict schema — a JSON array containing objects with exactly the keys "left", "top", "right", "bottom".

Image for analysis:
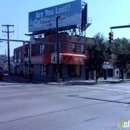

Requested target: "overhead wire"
[{"left": 0, "top": 42, "right": 7, "bottom": 51}]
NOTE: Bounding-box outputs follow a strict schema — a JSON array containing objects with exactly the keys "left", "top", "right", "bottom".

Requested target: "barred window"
[{"left": 40, "top": 64, "right": 48, "bottom": 76}]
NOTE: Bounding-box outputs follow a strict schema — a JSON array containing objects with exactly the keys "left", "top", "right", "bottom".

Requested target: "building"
[{"left": 13, "top": 33, "right": 94, "bottom": 81}]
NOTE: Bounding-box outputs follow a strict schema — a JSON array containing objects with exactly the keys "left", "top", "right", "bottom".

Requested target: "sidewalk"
[
  {"left": 46, "top": 79, "right": 122, "bottom": 85},
  {"left": 8, "top": 75, "right": 130, "bottom": 85}
]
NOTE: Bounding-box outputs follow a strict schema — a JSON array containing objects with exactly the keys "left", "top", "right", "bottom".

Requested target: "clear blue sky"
[{"left": 0, "top": 0, "right": 130, "bottom": 56}]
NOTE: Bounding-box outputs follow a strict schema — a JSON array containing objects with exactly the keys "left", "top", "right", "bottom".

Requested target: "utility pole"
[
  {"left": 2, "top": 24, "right": 14, "bottom": 76},
  {"left": 56, "top": 16, "right": 60, "bottom": 83}
]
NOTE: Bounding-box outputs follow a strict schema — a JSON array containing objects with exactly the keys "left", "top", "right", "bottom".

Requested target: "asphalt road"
[{"left": 0, "top": 77, "right": 130, "bottom": 130}]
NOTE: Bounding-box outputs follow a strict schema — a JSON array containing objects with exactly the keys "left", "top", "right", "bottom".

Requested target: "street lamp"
[{"left": 56, "top": 16, "right": 60, "bottom": 83}]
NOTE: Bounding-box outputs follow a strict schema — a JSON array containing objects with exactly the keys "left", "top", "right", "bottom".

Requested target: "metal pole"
[
  {"left": 23, "top": 42, "right": 26, "bottom": 76},
  {"left": 24, "top": 35, "right": 33, "bottom": 80},
  {"left": 7, "top": 26, "right": 11, "bottom": 76},
  {"left": 56, "top": 16, "right": 60, "bottom": 83},
  {"left": 28, "top": 41, "right": 31, "bottom": 77}
]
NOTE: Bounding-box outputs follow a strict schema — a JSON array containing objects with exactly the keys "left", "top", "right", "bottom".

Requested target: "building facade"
[{"left": 14, "top": 33, "right": 94, "bottom": 81}]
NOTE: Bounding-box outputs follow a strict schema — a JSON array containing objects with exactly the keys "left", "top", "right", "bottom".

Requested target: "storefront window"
[
  {"left": 76, "top": 65, "right": 80, "bottom": 75},
  {"left": 40, "top": 64, "right": 48, "bottom": 76},
  {"left": 69, "top": 65, "right": 80, "bottom": 76}
]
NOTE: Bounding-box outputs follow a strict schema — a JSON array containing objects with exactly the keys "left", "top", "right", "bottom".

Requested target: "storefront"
[{"left": 31, "top": 53, "right": 87, "bottom": 82}]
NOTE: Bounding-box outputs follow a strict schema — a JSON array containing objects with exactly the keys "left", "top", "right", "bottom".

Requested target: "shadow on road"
[{"left": 68, "top": 95, "right": 130, "bottom": 105}]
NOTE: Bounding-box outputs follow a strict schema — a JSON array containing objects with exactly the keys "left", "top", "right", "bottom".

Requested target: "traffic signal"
[
  {"left": 61, "top": 56, "right": 65, "bottom": 61},
  {"left": 53, "top": 56, "right": 57, "bottom": 61},
  {"left": 109, "top": 32, "right": 113, "bottom": 43},
  {"left": 25, "top": 44, "right": 27, "bottom": 52}
]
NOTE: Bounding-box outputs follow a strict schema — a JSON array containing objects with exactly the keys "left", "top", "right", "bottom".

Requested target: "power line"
[{"left": 0, "top": 42, "right": 6, "bottom": 51}]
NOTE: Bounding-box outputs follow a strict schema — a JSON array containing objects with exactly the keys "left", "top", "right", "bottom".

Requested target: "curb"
[{"left": 5, "top": 76, "right": 129, "bottom": 85}]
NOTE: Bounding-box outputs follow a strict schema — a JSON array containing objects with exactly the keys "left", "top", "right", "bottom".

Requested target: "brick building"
[{"left": 13, "top": 33, "right": 93, "bottom": 82}]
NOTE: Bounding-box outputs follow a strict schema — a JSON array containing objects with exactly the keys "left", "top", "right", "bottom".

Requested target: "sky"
[{"left": 0, "top": 0, "right": 130, "bottom": 56}]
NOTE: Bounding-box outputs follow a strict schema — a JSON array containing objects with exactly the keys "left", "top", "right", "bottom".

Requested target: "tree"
[
  {"left": 86, "top": 33, "right": 112, "bottom": 82},
  {"left": 113, "top": 38, "right": 130, "bottom": 81}
]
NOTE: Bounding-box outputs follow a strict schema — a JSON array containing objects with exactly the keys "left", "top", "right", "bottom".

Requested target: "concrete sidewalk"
[
  {"left": 8, "top": 75, "right": 130, "bottom": 85},
  {"left": 46, "top": 79, "right": 122, "bottom": 85}
]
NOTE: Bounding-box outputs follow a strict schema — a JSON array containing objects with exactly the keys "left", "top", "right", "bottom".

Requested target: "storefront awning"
[
  {"left": 60, "top": 53, "right": 88, "bottom": 65},
  {"left": 31, "top": 54, "right": 51, "bottom": 64},
  {"left": 31, "top": 53, "right": 88, "bottom": 65}
]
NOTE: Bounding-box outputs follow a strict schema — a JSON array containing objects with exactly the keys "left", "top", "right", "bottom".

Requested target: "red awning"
[
  {"left": 60, "top": 53, "right": 88, "bottom": 65},
  {"left": 31, "top": 53, "right": 88, "bottom": 65},
  {"left": 31, "top": 54, "right": 51, "bottom": 64}
]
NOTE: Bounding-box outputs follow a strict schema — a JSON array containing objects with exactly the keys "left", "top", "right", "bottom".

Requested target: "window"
[
  {"left": 40, "top": 64, "right": 48, "bottom": 76},
  {"left": 76, "top": 65, "right": 80, "bottom": 75},
  {"left": 69, "top": 65, "right": 80, "bottom": 76},
  {"left": 40, "top": 44, "right": 44, "bottom": 54},
  {"left": 81, "top": 44, "right": 85, "bottom": 54},
  {"left": 72, "top": 43, "right": 76, "bottom": 53}
]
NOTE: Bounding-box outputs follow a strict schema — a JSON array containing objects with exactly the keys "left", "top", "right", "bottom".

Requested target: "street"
[{"left": 0, "top": 77, "right": 130, "bottom": 130}]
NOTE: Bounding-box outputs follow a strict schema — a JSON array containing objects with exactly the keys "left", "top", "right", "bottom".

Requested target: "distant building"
[{"left": 0, "top": 55, "right": 7, "bottom": 72}]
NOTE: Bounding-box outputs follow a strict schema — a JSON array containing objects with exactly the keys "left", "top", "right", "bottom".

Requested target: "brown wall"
[{"left": 34, "top": 34, "right": 88, "bottom": 55}]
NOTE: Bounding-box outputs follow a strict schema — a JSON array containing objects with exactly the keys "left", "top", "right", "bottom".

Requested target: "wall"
[{"left": 34, "top": 34, "right": 90, "bottom": 55}]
